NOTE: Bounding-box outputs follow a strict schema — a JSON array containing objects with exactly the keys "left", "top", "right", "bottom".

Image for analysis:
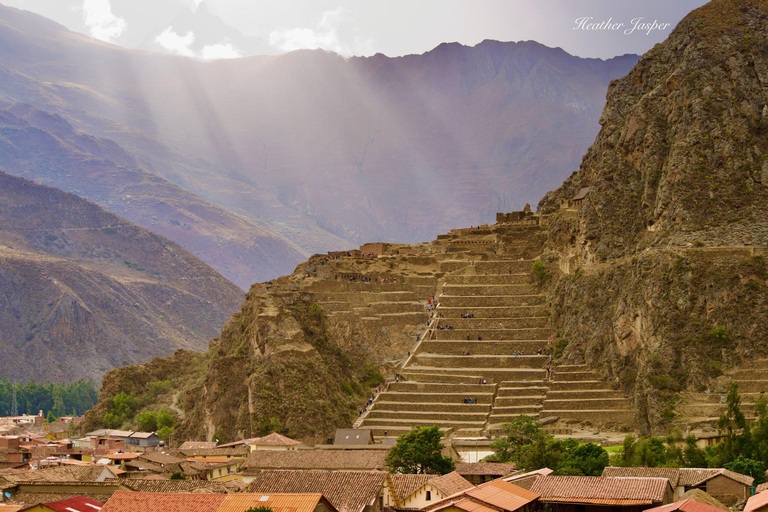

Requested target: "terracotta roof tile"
[
  {"left": 428, "top": 472, "right": 474, "bottom": 497},
  {"left": 180, "top": 447, "right": 249, "bottom": 458},
  {"left": 1, "top": 466, "right": 111, "bottom": 483},
  {"left": 455, "top": 463, "right": 517, "bottom": 477},
  {"left": 138, "top": 452, "right": 185, "bottom": 465},
  {"left": 645, "top": 498, "right": 729, "bottom": 512},
  {"left": 390, "top": 474, "right": 434, "bottom": 502},
  {"left": 6, "top": 492, "right": 113, "bottom": 507},
  {"left": 679, "top": 468, "right": 754, "bottom": 488},
  {"left": 178, "top": 442, "right": 218, "bottom": 451},
  {"left": 251, "top": 433, "right": 302, "bottom": 446},
  {"left": 243, "top": 450, "right": 388, "bottom": 471},
  {"left": 119, "top": 479, "right": 240, "bottom": 494},
  {"left": 100, "top": 491, "right": 226, "bottom": 512},
  {"left": 529, "top": 476, "right": 669, "bottom": 504},
  {"left": 602, "top": 467, "right": 681, "bottom": 487},
  {"left": 43, "top": 496, "right": 105, "bottom": 512},
  {"left": 757, "top": 482, "right": 768, "bottom": 493},
  {"left": 745, "top": 489, "right": 768, "bottom": 512},
  {"left": 245, "top": 469, "right": 387, "bottom": 512}
]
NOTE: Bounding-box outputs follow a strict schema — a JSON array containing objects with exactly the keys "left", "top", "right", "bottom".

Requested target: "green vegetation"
[
  {"left": 490, "top": 416, "right": 608, "bottom": 476},
  {"left": 244, "top": 507, "right": 274, "bottom": 512},
  {"left": 386, "top": 425, "right": 455, "bottom": 475},
  {"left": 531, "top": 261, "right": 552, "bottom": 286},
  {"left": 102, "top": 389, "right": 178, "bottom": 435},
  {"left": 0, "top": 377, "right": 98, "bottom": 417}
]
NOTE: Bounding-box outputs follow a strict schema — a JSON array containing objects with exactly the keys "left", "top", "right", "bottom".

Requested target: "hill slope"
[
  {"left": 0, "top": 3, "right": 638, "bottom": 260},
  {"left": 0, "top": 103, "right": 310, "bottom": 289},
  {"left": 0, "top": 171, "right": 244, "bottom": 382}
]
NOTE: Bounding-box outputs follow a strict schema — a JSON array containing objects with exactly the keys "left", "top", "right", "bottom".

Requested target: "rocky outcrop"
[{"left": 538, "top": 0, "right": 768, "bottom": 431}]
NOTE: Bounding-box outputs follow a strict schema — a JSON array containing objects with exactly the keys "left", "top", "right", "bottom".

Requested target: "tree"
[
  {"left": 385, "top": 425, "right": 455, "bottom": 475},
  {"left": 46, "top": 410, "right": 57, "bottom": 423},
  {"left": 491, "top": 416, "right": 548, "bottom": 466},
  {"left": 557, "top": 443, "right": 609, "bottom": 476},
  {"left": 683, "top": 435, "right": 707, "bottom": 468},
  {"left": 244, "top": 507, "right": 274, "bottom": 512},
  {"left": 725, "top": 456, "right": 767, "bottom": 485}
]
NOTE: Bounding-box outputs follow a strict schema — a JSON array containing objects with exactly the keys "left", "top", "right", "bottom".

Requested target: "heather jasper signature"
[{"left": 574, "top": 17, "right": 672, "bottom": 35}]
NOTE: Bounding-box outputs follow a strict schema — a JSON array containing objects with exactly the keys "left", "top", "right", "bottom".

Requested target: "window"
[{"left": 426, "top": 491, "right": 431, "bottom": 501}]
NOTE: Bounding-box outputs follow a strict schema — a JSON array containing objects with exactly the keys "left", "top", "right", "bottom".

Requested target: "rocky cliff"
[
  {"left": 539, "top": 0, "right": 768, "bottom": 431},
  {"left": 0, "top": 171, "right": 244, "bottom": 382}
]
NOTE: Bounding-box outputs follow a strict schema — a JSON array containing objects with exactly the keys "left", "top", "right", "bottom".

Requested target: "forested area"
[{"left": 0, "top": 378, "right": 98, "bottom": 418}]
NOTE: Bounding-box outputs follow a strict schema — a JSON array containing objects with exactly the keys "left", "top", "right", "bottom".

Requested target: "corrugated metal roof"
[
  {"left": 645, "top": 498, "right": 728, "bottom": 512},
  {"left": 530, "top": 476, "right": 669, "bottom": 504},
  {"left": 448, "top": 498, "right": 499, "bottom": 512},
  {"left": 464, "top": 479, "right": 539, "bottom": 511},
  {"left": 217, "top": 493, "right": 335, "bottom": 512}
]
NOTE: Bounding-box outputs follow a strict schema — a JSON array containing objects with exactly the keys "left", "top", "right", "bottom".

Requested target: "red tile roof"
[
  {"left": 428, "top": 472, "right": 474, "bottom": 497},
  {"left": 245, "top": 469, "right": 387, "bottom": 512},
  {"left": 745, "top": 489, "right": 768, "bottom": 512},
  {"left": 390, "top": 474, "right": 434, "bottom": 503},
  {"left": 251, "top": 433, "right": 302, "bottom": 447},
  {"left": 645, "top": 498, "right": 729, "bottom": 512},
  {"left": 757, "top": 482, "right": 768, "bottom": 494},
  {"left": 602, "top": 467, "right": 681, "bottom": 487},
  {"left": 100, "top": 491, "right": 226, "bottom": 512},
  {"left": 242, "top": 449, "right": 388, "bottom": 471},
  {"left": 178, "top": 442, "right": 218, "bottom": 451},
  {"left": 443, "top": 498, "right": 498, "bottom": 512},
  {"left": 455, "top": 463, "right": 517, "bottom": 477},
  {"left": 217, "top": 493, "right": 336, "bottom": 512},
  {"left": 43, "top": 496, "right": 105, "bottom": 512},
  {"left": 529, "top": 476, "right": 670, "bottom": 505}
]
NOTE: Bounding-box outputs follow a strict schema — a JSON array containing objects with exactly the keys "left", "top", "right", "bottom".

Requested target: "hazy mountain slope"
[
  {"left": 0, "top": 3, "right": 637, "bottom": 252},
  {"left": 0, "top": 171, "right": 244, "bottom": 382},
  {"left": 0, "top": 103, "right": 309, "bottom": 288}
]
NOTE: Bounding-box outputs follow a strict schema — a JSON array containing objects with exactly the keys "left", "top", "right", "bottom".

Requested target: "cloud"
[
  {"left": 155, "top": 27, "right": 242, "bottom": 60},
  {"left": 155, "top": 27, "right": 196, "bottom": 57},
  {"left": 82, "top": 0, "right": 126, "bottom": 43},
  {"left": 268, "top": 7, "right": 374, "bottom": 56},
  {"left": 201, "top": 42, "right": 242, "bottom": 60}
]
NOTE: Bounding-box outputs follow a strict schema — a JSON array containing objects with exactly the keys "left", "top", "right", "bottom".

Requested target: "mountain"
[
  {"left": 0, "top": 170, "right": 244, "bottom": 383},
  {"left": 0, "top": 2, "right": 638, "bottom": 264},
  {"left": 538, "top": 0, "right": 768, "bottom": 429},
  {"left": 0, "top": 103, "right": 309, "bottom": 289}
]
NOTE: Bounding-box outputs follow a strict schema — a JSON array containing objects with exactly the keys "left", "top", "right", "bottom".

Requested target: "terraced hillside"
[{"left": 356, "top": 219, "right": 634, "bottom": 439}]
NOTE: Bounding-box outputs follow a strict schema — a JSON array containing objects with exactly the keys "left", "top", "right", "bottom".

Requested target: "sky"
[{"left": 0, "top": 0, "right": 710, "bottom": 60}]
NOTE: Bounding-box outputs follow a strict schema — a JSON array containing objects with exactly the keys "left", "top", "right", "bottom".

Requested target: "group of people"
[
  {"left": 436, "top": 324, "right": 454, "bottom": 330},
  {"left": 461, "top": 313, "right": 475, "bottom": 318},
  {"left": 462, "top": 397, "right": 478, "bottom": 404},
  {"left": 358, "top": 381, "right": 392, "bottom": 416}
]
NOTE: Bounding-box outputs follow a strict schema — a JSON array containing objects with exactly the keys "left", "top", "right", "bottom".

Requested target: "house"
[
  {"left": 745, "top": 488, "right": 768, "bottom": 512},
  {"left": 678, "top": 469, "right": 754, "bottom": 506},
  {"left": 529, "top": 475, "right": 673, "bottom": 512},
  {"left": 99, "top": 491, "right": 337, "bottom": 512},
  {"left": 502, "top": 468, "right": 553, "bottom": 490},
  {"left": 126, "top": 433, "right": 158, "bottom": 447},
  {"left": 334, "top": 430, "right": 374, "bottom": 447},
  {"left": 245, "top": 469, "right": 388, "bottom": 512},
  {"left": 757, "top": 482, "right": 768, "bottom": 493},
  {"left": 387, "top": 472, "right": 473, "bottom": 509},
  {"left": 241, "top": 449, "right": 388, "bottom": 473},
  {"left": 422, "top": 479, "right": 539, "bottom": 512},
  {"left": 601, "top": 468, "right": 754, "bottom": 505},
  {"left": 455, "top": 463, "right": 518, "bottom": 485},
  {"left": 602, "top": 468, "right": 684, "bottom": 499},
  {"left": 644, "top": 497, "right": 729, "bottom": 512},
  {"left": 184, "top": 458, "right": 242, "bottom": 480},
  {"left": 17, "top": 496, "right": 103, "bottom": 512}
]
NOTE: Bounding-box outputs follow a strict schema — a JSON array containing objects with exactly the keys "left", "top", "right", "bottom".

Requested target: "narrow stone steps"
[
  {"left": 418, "top": 340, "right": 549, "bottom": 355},
  {"left": 375, "top": 392, "right": 495, "bottom": 404},
  {"left": 413, "top": 354, "right": 549, "bottom": 369},
  {"left": 373, "top": 401, "right": 490, "bottom": 413},
  {"left": 438, "top": 306, "right": 548, "bottom": 318},
  {"left": 542, "top": 398, "right": 630, "bottom": 410},
  {"left": 430, "top": 328, "right": 551, "bottom": 341}
]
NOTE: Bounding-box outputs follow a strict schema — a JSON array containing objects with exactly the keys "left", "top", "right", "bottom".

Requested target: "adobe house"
[
  {"left": 334, "top": 429, "right": 374, "bottom": 446},
  {"left": 387, "top": 472, "right": 473, "bottom": 509},
  {"left": 421, "top": 479, "right": 539, "bottom": 512},
  {"left": 678, "top": 469, "right": 754, "bottom": 506}
]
